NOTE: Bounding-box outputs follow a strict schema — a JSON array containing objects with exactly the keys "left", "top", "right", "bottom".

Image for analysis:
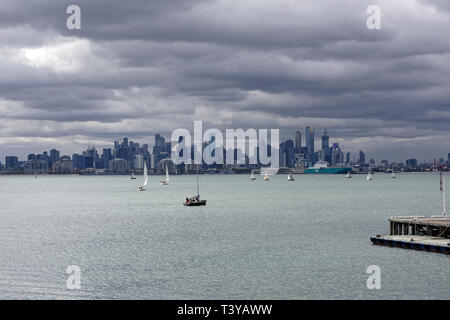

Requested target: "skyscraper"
[
  {"left": 321, "top": 130, "right": 329, "bottom": 150},
  {"left": 294, "top": 131, "right": 301, "bottom": 154},
  {"left": 321, "top": 129, "right": 331, "bottom": 164},
  {"left": 359, "top": 150, "right": 366, "bottom": 165},
  {"left": 284, "top": 139, "right": 295, "bottom": 168},
  {"left": 306, "top": 126, "right": 315, "bottom": 164},
  {"left": 102, "top": 148, "right": 112, "bottom": 170},
  {"left": 49, "top": 149, "right": 60, "bottom": 167}
]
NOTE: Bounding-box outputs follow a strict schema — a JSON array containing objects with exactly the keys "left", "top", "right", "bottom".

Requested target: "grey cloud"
[{"left": 0, "top": 0, "right": 450, "bottom": 161}]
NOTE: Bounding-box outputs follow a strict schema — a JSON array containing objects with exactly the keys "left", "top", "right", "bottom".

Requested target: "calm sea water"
[{"left": 0, "top": 173, "right": 448, "bottom": 300}]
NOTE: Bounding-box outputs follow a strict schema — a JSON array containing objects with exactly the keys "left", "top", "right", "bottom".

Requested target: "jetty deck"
[
  {"left": 371, "top": 216, "right": 450, "bottom": 254},
  {"left": 388, "top": 216, "right": 450, "bottom": 238}
]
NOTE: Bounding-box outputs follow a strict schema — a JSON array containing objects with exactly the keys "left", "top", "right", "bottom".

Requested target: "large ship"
[{"left": 304, "top": 161, "right": 351, "bottom": 174}]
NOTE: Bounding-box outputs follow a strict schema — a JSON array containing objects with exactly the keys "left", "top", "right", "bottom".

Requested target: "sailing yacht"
[
  {"left": 346, "top": 171, "right": 352, "bottom": 178},
  {"left": 160, "top": 165, "right": 170, "bottom": 185},
  {"left": 138, "top": 163, "right": 148, "bottom": 191},
  {"left": 250, "top": 170, "right": 256, "bottom": 180},
  {"left": 288, "top": 173, "right": 295, "bottom": 181},
  {"left": 391, "top": 171, "right": 397, "bottom": 178},
  {"left": 263, "top": 170, "right": 270, "bottom": 181},
  {"left": 367, "top": 171, "right": 373, "bottom": 181},
  {"left": 131, "top": 172, "right": 136, "bottom": 179},
  {"left": 184, "top": 165, "right": 206, "bottom": 206}
]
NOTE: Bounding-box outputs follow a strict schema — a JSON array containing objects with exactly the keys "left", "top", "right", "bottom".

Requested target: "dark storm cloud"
[{"left": 0, "top": 0, "right": 450, "bottom": 161}]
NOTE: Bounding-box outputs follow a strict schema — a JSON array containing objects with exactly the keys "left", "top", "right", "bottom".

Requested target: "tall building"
[
  {"left": 306, "top": 126, "right": 315, "bottom": 164},
  {"left": 346, "top": 152, "right": 351, "bottom": 164},
  {"left": 284, "top": 140, "right": 295, "bottom": 168},
  {"left": 321, "top": 130, "right": 329, "bottom": 150},
  {"left": 321, "top": 129, "right": 332, "bottom": 164},
  {"left": 49, "top": 149, "right": 60, "bottom": 167},
  {"left": 294, "top": 131, "right": 302, "bottom": 154},
  {"left": 359, "top": 150, "right": 366, "bottom": 165},
  {"left": 102, "top": 148, "right": 112, "bottom": 170},
  {"left": 72, "top": 154, "right": 86, "bottom": 170}
]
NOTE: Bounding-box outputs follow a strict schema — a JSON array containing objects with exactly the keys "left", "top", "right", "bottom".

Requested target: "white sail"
[
  {"left": 165, "top": 165, "right": 170, "bottom": 182},
  {"left": 143, "top": 163, "right": 148, "bottom": 186}
]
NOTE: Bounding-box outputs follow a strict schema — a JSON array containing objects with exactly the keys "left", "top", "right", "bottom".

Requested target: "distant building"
[
  {"left": 345, "top": 152, "right": 351, "bottom": 164},
  {"left": 49, "top": 149, "right": 60, "bottom": 167},
  {"left": 306, "top": 126, "right": 315, "bottom": 164},
  {"left": 406, "top": 159, "right": 418, "bottom": 167},
  {"left": 109, "top": 158, "right": 129, "bottom": 174},
  {"left": 321, "top": 130, "right": 331, "bottom": 164},
  {"left": 359, "top": 150, "right": 366, "bottom": 165},
  {"left": 72, "top": 154, "right": 86, "bottom": 170},
  {"left": 102, "top": 148, "right": 112, "bottom": 170},
  {"left": 23, "top": 159, "right": 48, "bottom": 174},
  {"left": 5, "top": 156, "right": 19, "bottom": 169},
  {"left": 52, "top": 159, "right": 73, "bottom": 174},
  {"left": 331, "top": 143, "right": 344, "bottom": 166},
  {"left": 294, "top": 131, "right": 302, "bottom": 154},
  {"left": 134, "top": 154, "right": 144, "bottom": 169}
]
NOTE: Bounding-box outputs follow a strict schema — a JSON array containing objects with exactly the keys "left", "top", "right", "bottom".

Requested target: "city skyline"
[
  {"left": 2, "top": 128, "right": 449, "bottom": 172},
  {"left": 1, "top": 1, "right": 450, "bottom": 162}
]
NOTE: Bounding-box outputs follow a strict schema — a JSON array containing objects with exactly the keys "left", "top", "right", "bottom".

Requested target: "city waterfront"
[{"left": 0, "top": 173, "right": 448, "bottom": 299}]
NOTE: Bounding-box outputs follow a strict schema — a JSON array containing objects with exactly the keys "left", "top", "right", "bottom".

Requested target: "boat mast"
[
  {"left": 196, "top": 164, "right": 199, "bottom": 196},
  {"left": 443, "top": 175, "right": 447, "bottom": 216}
]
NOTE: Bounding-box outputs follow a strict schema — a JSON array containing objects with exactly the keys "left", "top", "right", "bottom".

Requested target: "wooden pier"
[{"left": 371, "top": 216, "right": 450, "bottom": 254}]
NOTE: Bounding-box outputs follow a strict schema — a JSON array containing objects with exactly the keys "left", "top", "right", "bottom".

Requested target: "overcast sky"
[{"left": 0, "top": 0, "right": 449, "bottom": 162}]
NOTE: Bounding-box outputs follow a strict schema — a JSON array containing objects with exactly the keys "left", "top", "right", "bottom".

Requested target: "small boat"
[
  {"left": 264, "top": 171, "right": 270, "bottom": 181},
  {"left": 367, "top": 171, "right": 373, "bottom": 181},
  {"left": 346, "top": 171, "right": 352, "bottom": 178},
  {"left": 250, "top": 171, "right": 256, "bottom": 180},
  {"left": 184, "top": 165, "right": 206, "bottom": 206},
  {"left": 131, "top": 172, "right": 136, "bottom": 179},
  {"left": 391, "top": 171, "right": 397, "bottom": 179},
  {"left": 138, "top": 163, "right": 148, "bottom": 191},
  {"left": 288, "top": 173, "right": 295, "bottom": 181},
  {"left": 160, "top": 164, "right": 170, "bottom": 185}
]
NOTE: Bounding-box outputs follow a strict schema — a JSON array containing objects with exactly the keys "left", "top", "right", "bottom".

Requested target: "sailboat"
[
  {"left": 184, "top": 165, "right": 206, "bottom": 206},
  {"left": 367, "top": 171, "right": 373, "bottom": 181},
  {"left": 264, "top": 169, "right": 270, "bottom": 181},
  {"left": 131, "top": 172, "right": 136, "bottom": 179},
  {"left": 138, "top": 163, "right": 148, "bottom": 191},
  {"left": 250, "top": 170, "right": 256, "bottom": 180},
  {"left": 346, "top": 171, "right": 352, "bottom": 178},
  {"left": 160, "top": 165, "right": 170, "bottom": 185},
  {"left": 288, "top": 173, "right": 295, "bottom": 181},
  {"left": 391, "top": 171, "right": 397, "bottom": 179}
]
